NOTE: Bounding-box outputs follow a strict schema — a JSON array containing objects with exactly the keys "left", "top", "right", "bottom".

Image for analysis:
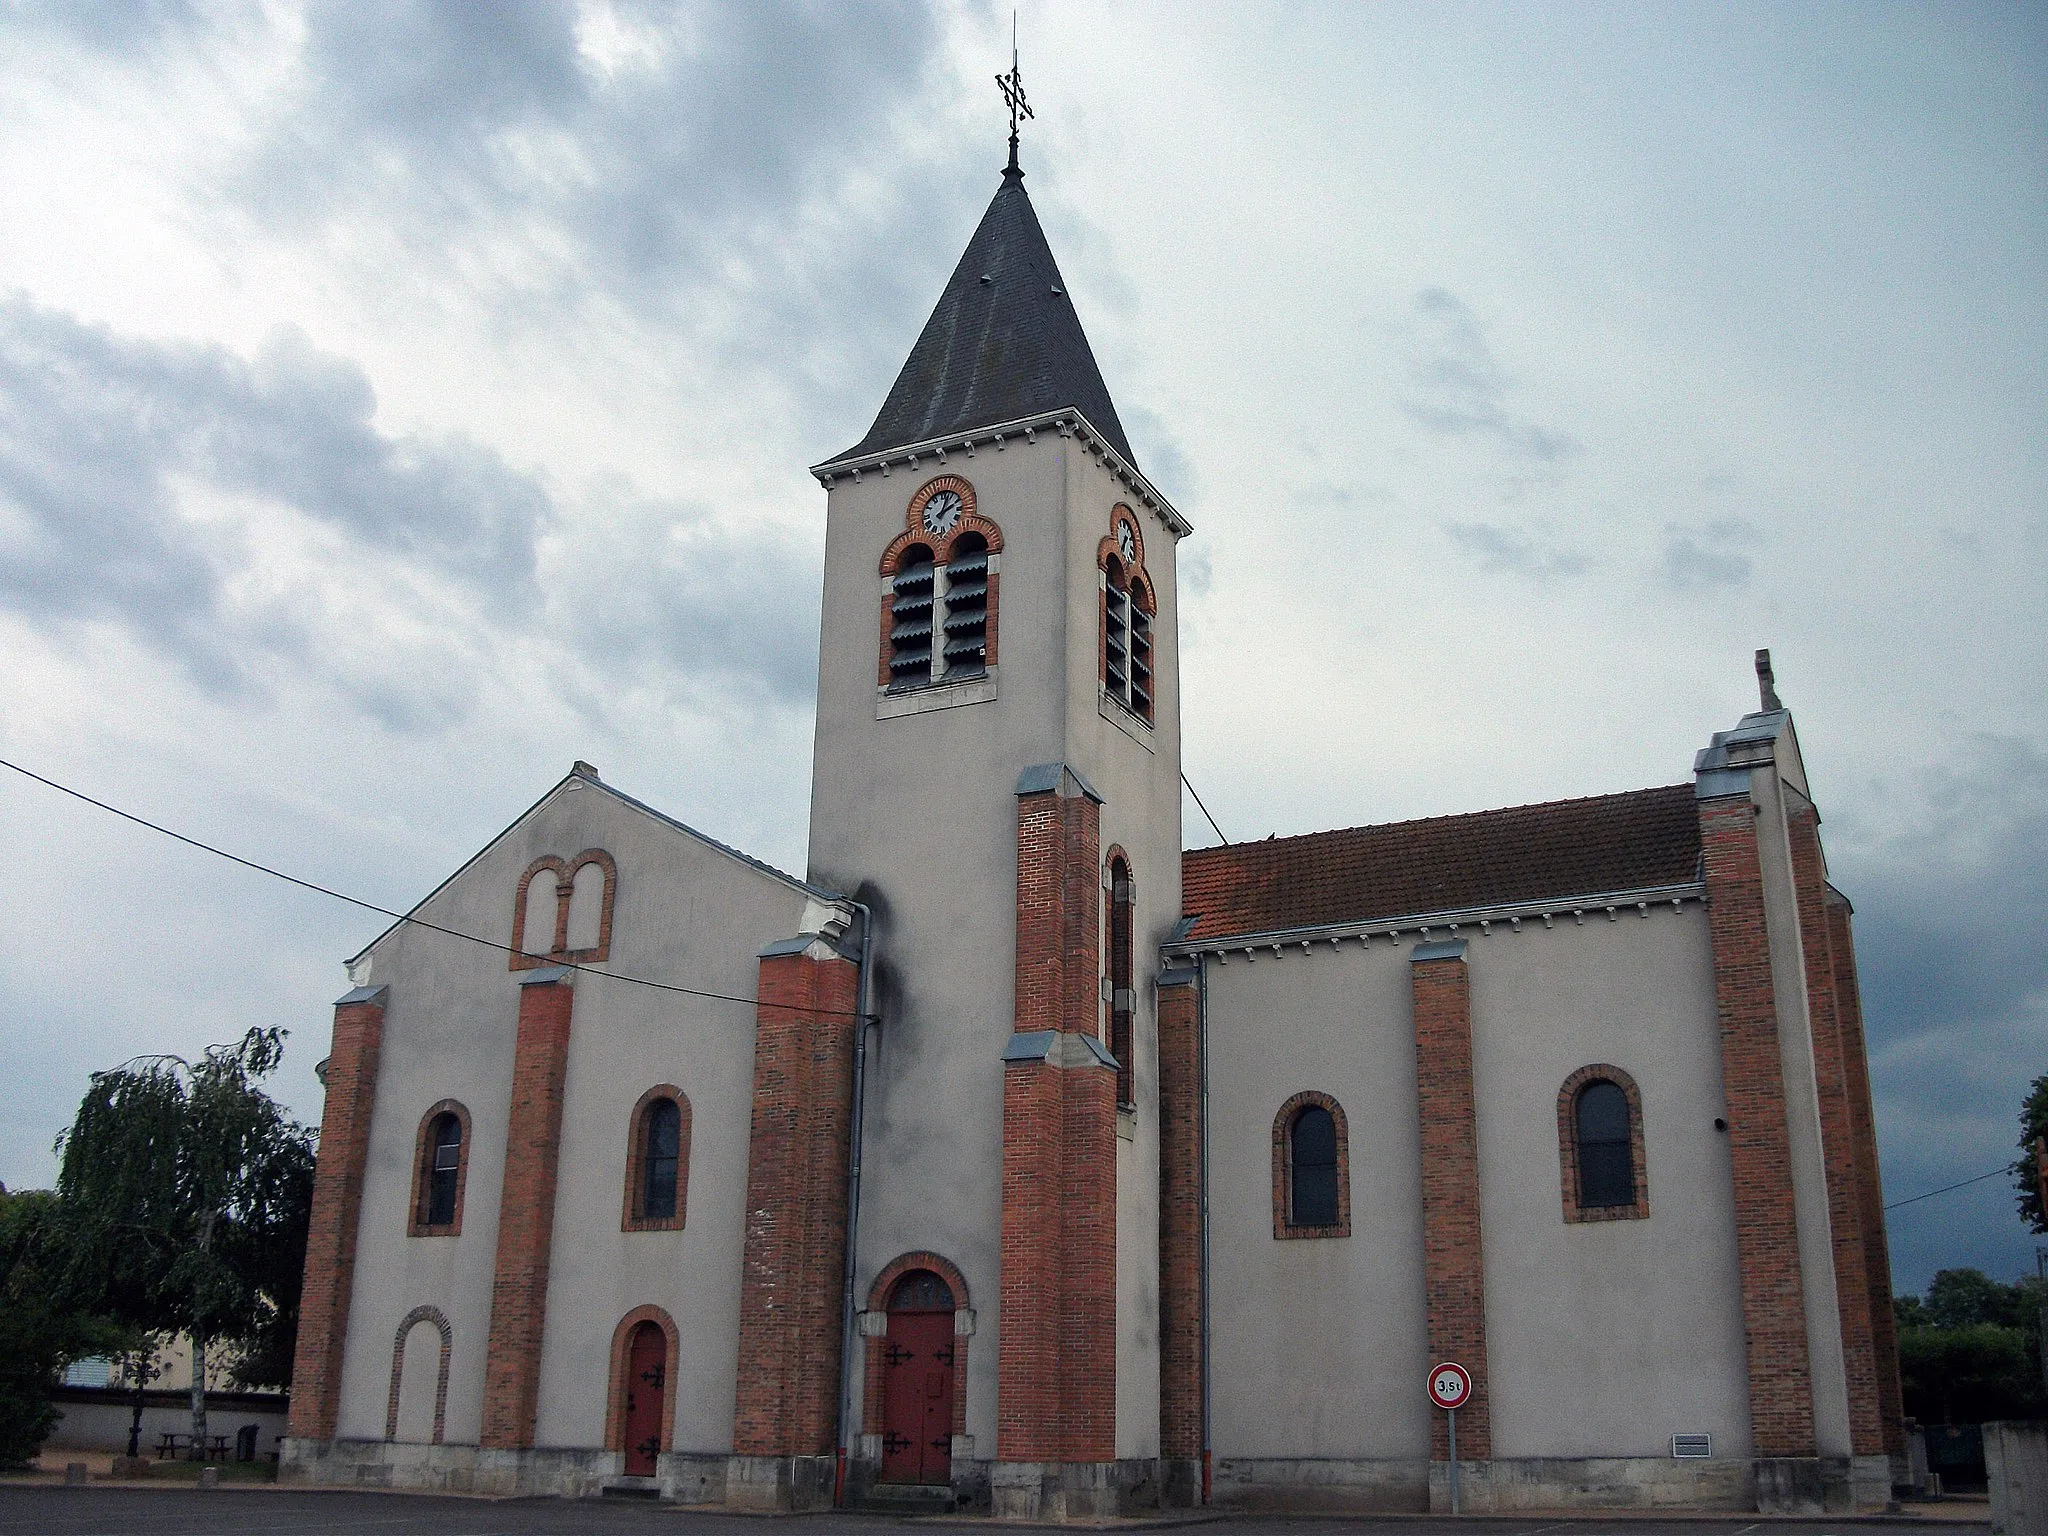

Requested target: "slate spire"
[{"left": 823, "top": 167, "right": 1137, "bottom": 468}]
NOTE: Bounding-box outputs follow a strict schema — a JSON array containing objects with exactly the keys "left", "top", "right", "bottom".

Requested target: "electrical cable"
[
  {"left": 1182, "top": 770, "right": 1228, "bottom": 845},
  {"left": 1884, "top": 1164, "right": 2013, "bottom": 1212},
  {"left": 0, "top": 755, "right": 873, "bottom": 1021}
]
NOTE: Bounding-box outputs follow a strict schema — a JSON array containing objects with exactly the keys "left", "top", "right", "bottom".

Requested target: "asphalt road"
[{"left": 0, "top": 1488, "right": 1997, "bottom": 1536}]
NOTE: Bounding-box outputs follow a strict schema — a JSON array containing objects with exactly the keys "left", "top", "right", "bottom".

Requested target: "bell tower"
[{"left": 803, "top": 138, "right": 1191, "bottom": 1514}]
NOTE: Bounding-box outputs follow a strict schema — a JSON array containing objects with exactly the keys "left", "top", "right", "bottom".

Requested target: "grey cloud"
[
  {"left": 554, "top": 488, "right": 821, "bottom": 711},
  {"left": 1443, "top": 520, "right": 1592, "bottom": 581},
  {"left": 1836, "top": 735, "right": 2048, "bottom": 1283},
  {"left": 0, "top": 0, "right": 211, "bottom": 57},
  {"left": 1661, "top": 518, "right": 1757, "bottom": 590},
  {"left": 1398, "top": 288, "right": 1579, "bottom": 463},
  {"left": 0, "top": 296, "right": 547, "bottom": 690}
]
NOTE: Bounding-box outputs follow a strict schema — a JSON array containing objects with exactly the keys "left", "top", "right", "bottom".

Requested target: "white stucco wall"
[
  {"left": 1203, "top": 899, "right": 1754, "bottom": 1465},
  {"left": 805, "top": 433, "right": 1183, "bottom": 1463},
  {"left": 332, "top": 776, "right": 813, "bottom": 1453}
]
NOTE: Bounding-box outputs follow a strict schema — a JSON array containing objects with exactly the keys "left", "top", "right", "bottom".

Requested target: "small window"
[
  {"left": 1558, "top": 1065, "right": 1648, "bottom": 1221},
  {"left": 1273, "top": 1091, "right": 1352, "bottom": 1238},
  {"left": 412, "top": 1103, "right": 470, "bottom": 1235},
  {"left": 1107, "top": 855, "right": 1135, "bottom": 1107},
  {"left": 641, "top": 1098, "right": 681, "bottom": 1220},
  {"left": 623, "top": 1085, "right": 691, "bottom": 1231},
  {"left": 1575, "top": 1081, "right": 1633, "bottom": 1208}
]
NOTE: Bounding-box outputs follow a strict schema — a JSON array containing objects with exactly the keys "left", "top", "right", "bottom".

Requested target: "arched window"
[
  {"left": 888, "top": 544, "right": 937, "bottom": 688},
  {"left": 623, "top": 1085, "right": 691, "bottom": 1231},
  {"left": 1272, "top": 1091, "right": 1351, "bottom": 1239},
  {"left": 942, "top": 533, "right": 990, "bottom": 678},
  {"left": 411, "top": 1102, "right": 470, "bottom": 1236},
  {"left": 510, "top": 849, "right": 615, "bottom": 968},
  {"left": 1099, "top": 508, "right": 1154, "bottom": 723},
  {"left": 1107, "top": 854, "right": 1135, "bottom": 1107},
  {"left": 879, "top": 479, "right": 1003, "bottom": 697},
  {"left": 1557, "top": 1065, "right": 1648, "bottom": 1221}
]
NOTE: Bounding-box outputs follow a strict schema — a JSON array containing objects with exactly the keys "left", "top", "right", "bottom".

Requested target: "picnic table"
[{"left": 154, "top": 1431, "right": 230, "bottom": 1460}]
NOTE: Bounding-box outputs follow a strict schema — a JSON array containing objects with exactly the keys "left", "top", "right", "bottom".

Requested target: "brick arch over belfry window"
[
  {"left": 878, "top": 477, "right": 1004, "bottom": 690},
  {"left": 861, "top": 1251, "right": 972, "bottom": 1444},
  {"left": 510, "top": 848, "right": 616, "bottom": 969},
  {"left": 1098, "top": 504, "right": 1155, "bottom": 721}
]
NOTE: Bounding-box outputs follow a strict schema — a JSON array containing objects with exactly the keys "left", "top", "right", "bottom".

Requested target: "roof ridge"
[{"left": 1185, "top": 783, "right": 1695, "bottom": 858}]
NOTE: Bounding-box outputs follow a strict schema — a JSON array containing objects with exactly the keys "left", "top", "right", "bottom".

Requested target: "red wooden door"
[
  {"left": 622, "top": 1322, "right": 665, "bottom": 1476},
  {"left": 879, "top": 1309, "right": 955, "bottom": 1484}
]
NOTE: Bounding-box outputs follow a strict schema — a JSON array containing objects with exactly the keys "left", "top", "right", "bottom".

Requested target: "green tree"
[
  {"left": 1895, "top": 1268, "right": 2048, "bottom": 1424},
  {"left": 0, "top": 1189, "right": 130, "bottom": 1467},
  {"left": 2014, "top": 1072, "right": 2048, "bottom": 1234},
  {"left": 56, "top": 1028, "right": 315, "bottom": 1458}
]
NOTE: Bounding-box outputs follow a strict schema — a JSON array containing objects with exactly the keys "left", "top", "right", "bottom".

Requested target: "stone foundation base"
[
  {"left": 723, "top": 1453, "right": 835, "bottom": 1512},
  {"left": 278, "top": 1438, "right": 727, "bottom": 1503},
  {"left": 1214, "top": 1453, "right": 1889, "bottom": 1514},
  {"left": 991, "top": 1459, "right": 1159, "bottom": 1519}
]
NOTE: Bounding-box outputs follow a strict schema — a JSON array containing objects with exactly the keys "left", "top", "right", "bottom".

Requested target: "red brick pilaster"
[
  {"left": 1699, "top": 793, "right": 1815, "bottom": 1457},
  {"left": 1411, "top": 942, "right": 1490, "bottom": 1461},
  {"left": 287, "top": 986, "right": 386, "bottom": 1441},
  {"left": 999, "top": 768, "right": 1115, "bottom": 1466},
  {"left": 1828, "top": 891, "right": 1905, "bottom": 1458},
  {"left": 480, "top": 971, "right": 575, "bottom": 1450},
  {"left": 1157, "top": 969, "right": 1203, "bottom": 1463},
  {"left": 1787, "top": 802, "right": 1883, "bottom": 1456},
  {"left": 731, "top": 941, "right": 860, "bottom": 1457}
]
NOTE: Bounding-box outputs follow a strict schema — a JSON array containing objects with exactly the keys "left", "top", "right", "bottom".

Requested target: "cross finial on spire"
[{"left": 996, "top": 14, "right": 1032, "bottom": 177}]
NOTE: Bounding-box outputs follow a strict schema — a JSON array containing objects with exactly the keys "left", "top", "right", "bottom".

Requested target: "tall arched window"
[
  {"left": 879, "top": 479, "right": 1003, "bottom": 697},
  {"left": 1107, "top": 854, "right": 1135, "bottom": 1107},
  {"left": 1557, "top": 1065, "right": 1648, "bottom": 1221},
  {"left": 1099, "top": 507, "right": 1154, "bottom": 723},
  {"left": 411, "top": 1102, "right": 470, "bottom": 1236},
  {"left": 623, "top": 1085, "right": 691, "bottom": 1231},
  {"left": 1273, "top": 1091, "right": 1351, "bottom": 1238}
]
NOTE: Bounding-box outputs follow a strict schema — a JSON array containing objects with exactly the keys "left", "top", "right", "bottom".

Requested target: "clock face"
[
  {"left": 1116, "top": 521, "right": 1136, "bottom": 564},
  {"left": 921, "top": 489, "right": 963, "bottom": 538}
]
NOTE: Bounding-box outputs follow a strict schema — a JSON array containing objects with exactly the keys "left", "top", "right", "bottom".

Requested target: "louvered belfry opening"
[
  {"left": 1104, "top": 556, "right": 1130, "bottom": 700},
  {"left": 890, "top": 545, "right": 937, "bottom": 688},
  {"left": 1128, "top": 578, "right": 1153, "bottom": 721},
  {"left": 941, "top": 534, "right": 990, "bottom": 678},
  {"left": 1109, "top": 857, "right": 1135, "bottom": 1106}
]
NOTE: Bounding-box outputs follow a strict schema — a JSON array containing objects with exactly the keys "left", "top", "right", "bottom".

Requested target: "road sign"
[{"left": 1428, "top": 1361, "right": 1472, "bottom": 1411}]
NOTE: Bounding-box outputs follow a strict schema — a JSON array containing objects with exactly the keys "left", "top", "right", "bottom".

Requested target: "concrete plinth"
[
  {"left": 990, "top": 1460, "right": 1157, "bottom": 1520},
  {"left": 723, "top": 1454, "right": 835, "bottom": 1512},
  {"left": 1985, "top": 1422, "right": 2048, "bottom": 1536}
]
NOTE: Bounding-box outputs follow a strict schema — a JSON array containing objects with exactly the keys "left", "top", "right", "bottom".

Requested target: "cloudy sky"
[{"left": 0, "top": 0, "right": 2041, "bottom": 1295}]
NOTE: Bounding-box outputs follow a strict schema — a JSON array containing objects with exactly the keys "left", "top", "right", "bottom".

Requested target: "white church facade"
[{"left": 279, "top": 150, "right": 1902, "bottom": 1517}]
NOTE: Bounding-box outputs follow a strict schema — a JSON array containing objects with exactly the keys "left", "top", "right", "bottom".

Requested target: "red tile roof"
[{"left": 1179, "top": 784, "right": 1701, "bottom": 942}]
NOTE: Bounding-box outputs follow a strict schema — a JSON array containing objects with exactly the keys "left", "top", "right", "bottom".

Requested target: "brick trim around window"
[
  {"left": 862, "top": 1251, "right": 973, "bottom": 1441},
  {"left": 621, "top": 1084, "right": 691, "bottom": 1233},
  {"left": 603, "top": 1305, "right": 681, "bottom": 1458},
  {"left": 383, "top": 1304, "right": 452, "bottom": 1444},
  {"left": 1272, "top": 1090, "right": 1353, "bottom": 1239},
  {"left": 409, "top": 1099, "right": 471, "bottom": 1237},
  {"left": 509, "top": 849, "right": 616, "bottom": 969},
  {"left": 1556, "top": 1064, "right": 1650, "bottom": 1222}
]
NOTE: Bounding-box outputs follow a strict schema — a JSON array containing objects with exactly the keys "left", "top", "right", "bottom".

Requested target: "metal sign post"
[{"left": 1428, "top": 1361, "right": 1474, "bottom": 1515}]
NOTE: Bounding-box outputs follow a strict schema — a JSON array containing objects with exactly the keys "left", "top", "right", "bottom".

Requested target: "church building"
[{"left": 279, "top": 139, "right": 1903, "bottom": 1517}]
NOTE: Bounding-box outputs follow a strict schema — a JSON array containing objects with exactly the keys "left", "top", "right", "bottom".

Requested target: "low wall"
[
  {"left": 46, "top": 1388, "right": 288, "bottom": 1459},
  {"left": 278, "top": 1437, "right": 727, "bottom": 1502},
  {"left": 1985, "top": 1422, "right": 2048, "bottom": 1536}
]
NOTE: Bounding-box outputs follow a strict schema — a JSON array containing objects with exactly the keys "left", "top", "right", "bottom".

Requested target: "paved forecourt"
[{"left": 0, "top": 1486, "right": 1992, "bottom": 1536}]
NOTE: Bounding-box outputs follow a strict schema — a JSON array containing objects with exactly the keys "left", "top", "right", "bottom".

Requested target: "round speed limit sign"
[{"left": 1428, "top": 1361, "right": 1472, "bottom": 1410}]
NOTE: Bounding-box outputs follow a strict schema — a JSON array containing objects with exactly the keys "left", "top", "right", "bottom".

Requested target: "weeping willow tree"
[{"left": 56, "top": 1027, "right": 314, "bottom": 1458}]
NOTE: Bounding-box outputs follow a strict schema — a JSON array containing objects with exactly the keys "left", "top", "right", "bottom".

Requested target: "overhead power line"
[
  {"left": 0, "top": 755, "right": 872, "bottom": 1022},
  {"left": 1182, "top": 771, "right": 1228, "bottom": 845},
  {"left": 1884, "top": 1165, "right": 2013, "bottom": 1212}
]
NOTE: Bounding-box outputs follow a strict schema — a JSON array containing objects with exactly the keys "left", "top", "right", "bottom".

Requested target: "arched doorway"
[
  {"left": 620, "top": 1321, "right": 667, "bottom": 1476},
  {"left": 880, "top": 1269, "right": 956, "bottom": 1485}
]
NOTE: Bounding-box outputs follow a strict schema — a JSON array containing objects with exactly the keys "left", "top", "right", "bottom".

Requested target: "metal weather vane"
[{"left": 997, "top": 16, "right": 1032, "bottom": 173}]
